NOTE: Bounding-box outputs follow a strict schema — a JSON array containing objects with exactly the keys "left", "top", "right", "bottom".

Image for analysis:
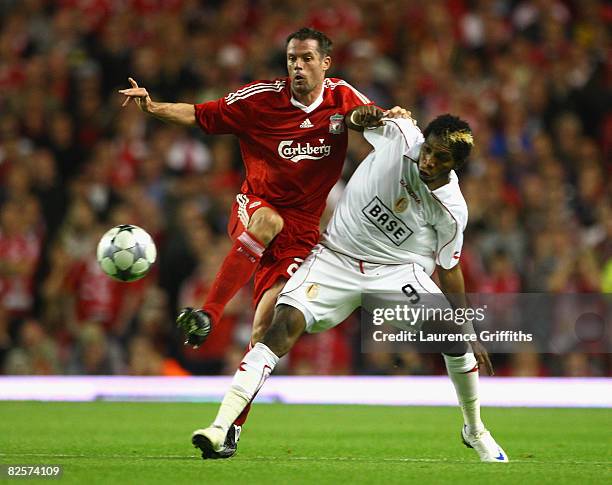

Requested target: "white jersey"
[{"left": 321, "top": 118, "right": 468, "bottom": 275}]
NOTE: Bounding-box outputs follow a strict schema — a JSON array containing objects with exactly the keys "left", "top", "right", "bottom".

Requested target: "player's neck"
[
  {"left": 292, "top": 84, "right": 323, "bottom": 107},
  {"left": 426, "top": 175, "right": 450, "bottom": 191}
]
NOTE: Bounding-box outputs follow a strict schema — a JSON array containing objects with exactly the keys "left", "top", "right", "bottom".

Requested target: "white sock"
[
  {"left": 443, "top": 353, "right": 485, "bottom": 435},
  {"left": 212, "top": 343, "right": 279, "bottom": 433}
]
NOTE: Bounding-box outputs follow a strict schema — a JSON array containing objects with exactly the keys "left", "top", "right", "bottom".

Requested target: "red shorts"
[{"left": 228, "top": 194, "right": 320, "bottom": 306}]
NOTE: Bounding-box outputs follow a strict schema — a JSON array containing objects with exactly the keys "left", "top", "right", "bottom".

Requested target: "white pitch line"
[{"left": 0, "top": 453, "right": 610, "bottom": 466}]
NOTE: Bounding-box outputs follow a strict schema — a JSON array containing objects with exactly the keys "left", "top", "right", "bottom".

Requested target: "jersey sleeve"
[
  {"left": 363, "top": 118, "right": 423, "bottom": 157},
  {"left": 335, "top": 79, "right": 373, "bottom": 110},
  {"left": 193, "top": 95, "right": 250, "bottom": 135},
  {"left": 432, "top": 188, "right": 468, "bottom": 269}
]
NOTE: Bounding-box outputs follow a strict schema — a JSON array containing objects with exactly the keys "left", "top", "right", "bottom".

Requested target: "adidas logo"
[{"left": 299, "top": 118, "right": 314, "bottom": 129}]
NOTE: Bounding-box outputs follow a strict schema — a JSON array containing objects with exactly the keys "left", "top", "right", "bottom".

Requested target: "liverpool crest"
[{"left": 329, "top": 114, "right": 345, "bottom": 134}]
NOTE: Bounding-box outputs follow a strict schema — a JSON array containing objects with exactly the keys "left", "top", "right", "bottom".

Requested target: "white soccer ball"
[{"left": 96, "top": 224, "right": 157, "bottom": 282}]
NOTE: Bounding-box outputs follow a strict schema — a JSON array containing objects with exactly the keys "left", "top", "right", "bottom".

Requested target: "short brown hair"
[{"left": 286, "top": 27, "right": 333, "bottom": 57}]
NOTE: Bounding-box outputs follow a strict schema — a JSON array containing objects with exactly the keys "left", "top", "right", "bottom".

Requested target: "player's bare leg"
[
  {"left": 188, "top": 277, "right": 289, "bottom": 459},
  {"left": 177, "top": 206, "right": 284, "bottom": 348},
  {"left": 204, "top": 280, "right": 286, "bottom": 458},
  {"left": 251, "top": 280, "right": 286, "bottom": 343},
  {"left": 192, "top": 304, "right": 305, "bottom": 459},
  {"left": 231, "top": 279, "right": 285, "bottom": 424}
]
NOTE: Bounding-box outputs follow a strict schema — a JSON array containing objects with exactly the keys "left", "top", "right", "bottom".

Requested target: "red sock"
[
  {"left": 234, "top": 402, "right": 252, "bottom": 427},
  {"left": 234, "top": 340, "right": 255, "bottom": 427},
  {"left": 203, "top": 232, "right": 265, "bottom": 324}
]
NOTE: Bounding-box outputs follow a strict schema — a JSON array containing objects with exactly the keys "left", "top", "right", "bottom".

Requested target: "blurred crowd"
[{"left": 0, "top": 0, "right": 610, "bottom": 377}]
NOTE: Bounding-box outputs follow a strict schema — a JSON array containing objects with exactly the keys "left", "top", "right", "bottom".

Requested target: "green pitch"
[{"left": 0, "top": 402, "right": 610, "bottom": 484}]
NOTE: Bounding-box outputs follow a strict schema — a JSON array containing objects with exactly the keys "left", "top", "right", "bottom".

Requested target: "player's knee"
[
  {"left": 262, "top": 304, "right": 306, "bottom": 357},
  {"left": 248, "top": 208, "right": 284, "bottom": 245}
]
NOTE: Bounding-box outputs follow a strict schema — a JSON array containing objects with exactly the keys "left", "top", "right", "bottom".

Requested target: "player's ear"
[{"left": 322, "top": 55, "right": 331, "bottom": 72}]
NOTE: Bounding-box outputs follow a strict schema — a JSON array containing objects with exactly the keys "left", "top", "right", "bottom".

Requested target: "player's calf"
[
  {"left": 250, "top": 280, "right": 286, "bottom": 344},
  {"left": 261, "top": 304, "right": 307, "bottom": 356}
]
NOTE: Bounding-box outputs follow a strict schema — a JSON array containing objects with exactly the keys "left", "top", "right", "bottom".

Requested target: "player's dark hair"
[
  {"left": 286, "top": 27, "right": 333, "bottom": 57},
  {"left": 423, "top": 114, "right": 474, "bottom": 169}
]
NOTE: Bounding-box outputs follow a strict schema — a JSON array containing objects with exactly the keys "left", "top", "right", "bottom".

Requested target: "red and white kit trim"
[
  {"left": 323, "top": 79, "right": 371, "bottom": 104},
  {"left": 225, "top": 80, "right": 287, "bottom": 105},
  {"left": 237, "top": 231, "right": 265, "bottom": 258},
  {"left": 236, "top": 194, "right": 251, "bottom": 228}
]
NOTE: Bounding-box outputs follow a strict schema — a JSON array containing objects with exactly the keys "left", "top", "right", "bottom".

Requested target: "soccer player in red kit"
[{"left": 120, "top": 27, "right": 408, "bottom": 458}]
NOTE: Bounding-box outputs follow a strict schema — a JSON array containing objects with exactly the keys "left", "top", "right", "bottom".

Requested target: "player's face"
[
  {"left": 418, "top": 134, "right": 456, "bottom": 185},
  {"left": 286, "top": 39, "right": 331, "bottom": 98}
]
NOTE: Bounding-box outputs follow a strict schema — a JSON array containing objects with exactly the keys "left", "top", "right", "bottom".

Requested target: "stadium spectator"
[
  {"left": 0, "top": 0, "right": 609, "bottom": 379},
  {"left": 3, "top": 319, "right": 61, "bottom": 375}
]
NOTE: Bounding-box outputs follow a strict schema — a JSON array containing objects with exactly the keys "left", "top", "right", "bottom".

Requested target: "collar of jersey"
[{"left": 290, "top": 83, "right": 325, "bottom": 113}]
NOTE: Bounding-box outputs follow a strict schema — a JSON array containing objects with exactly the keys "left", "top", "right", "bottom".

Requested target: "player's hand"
[
  {"left": 349, "top": 105, "right": 385, "bottom": 128},
  {"left": 176, "top": 307, "right": 212, "bottom": 349},
  {"left": 383, "top": 106, "right": 415, "bottom": 123},
  {"left": 118, "top": 77, "right": 153, "bottom": 112},
  {"left": 471, "top": 340, "right": 494, "bottom": 376}
]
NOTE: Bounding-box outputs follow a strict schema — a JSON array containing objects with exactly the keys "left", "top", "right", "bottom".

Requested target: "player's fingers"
[
  {"left": 367, "top": 114, "right": 384, "bottom": 127},
  {"left": 486, "top": 354, "right": 495, "bottom": 376},
  {"left": 395, "top": 108, "right": 410, "bottom": 118},
  {"left": 476, "top": 353, "right": 485, "bottom": 374},
  {"left": 372, "top": 107, "right": 384, "bottom": 121},
  {"left": 121, "top": 97, "right": 130, "bottom": 107},
  {"left": 128, "top": 77, "right": 138, "bottom": 88},
  {"left": 119, "top": 88, "right": 148, "bottom": 98},
  {"left": 382, "top": 107, "right": 412, "bottom": 120},
  {"left": 479, "top": 352, "right": 494, "bottom": 376}
]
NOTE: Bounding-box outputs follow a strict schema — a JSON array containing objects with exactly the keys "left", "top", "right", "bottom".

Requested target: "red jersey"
[
  {"left": 194, "top": 77, "right": 371, "bottom": 220},
  {"left": 0, "top": 230, "right": 41, "bottom": 316}
]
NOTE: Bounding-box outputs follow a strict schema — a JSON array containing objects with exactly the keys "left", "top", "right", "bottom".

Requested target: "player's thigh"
[
  {"left": 364, "top": 262, "right": 451, "bottom": 328},
  {"left": 277, "top": 245, "right": 361, "bottom": 334},
  {"left": 366, "top": 262, "right": 444, "bottom": 298}
]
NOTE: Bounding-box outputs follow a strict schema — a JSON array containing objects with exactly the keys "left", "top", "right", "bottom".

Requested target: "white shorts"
[{"left": 276, "top": 244, "right": 446, "bottom": 333}]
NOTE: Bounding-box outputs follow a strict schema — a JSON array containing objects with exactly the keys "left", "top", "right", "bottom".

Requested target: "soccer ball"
[{"left": 96, "top": 224, "right": 157, "bottom": 282}]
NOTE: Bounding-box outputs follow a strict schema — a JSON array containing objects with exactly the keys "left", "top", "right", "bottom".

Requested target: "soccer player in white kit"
[{"left": 192, "top": 114, "right": 509, "bottom": 462}]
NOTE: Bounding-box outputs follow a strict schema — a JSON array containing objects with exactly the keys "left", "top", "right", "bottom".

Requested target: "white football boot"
[
  {"left": 192, "top": 426, "right": 228, "bottom": 459},
  {"left": 461, "top": 425, "right": 509, "bottom": 462}
]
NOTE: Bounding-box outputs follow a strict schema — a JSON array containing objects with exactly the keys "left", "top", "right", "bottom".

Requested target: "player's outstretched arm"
[
  {"left": 118, "top": 77, "right": 196, "bottom": 127},
  {"left": 437, "top": 263, "right": 494, "bottom": 376},
  {"left": 345, "top": 105, "right": 413, "bottom": 131}
]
